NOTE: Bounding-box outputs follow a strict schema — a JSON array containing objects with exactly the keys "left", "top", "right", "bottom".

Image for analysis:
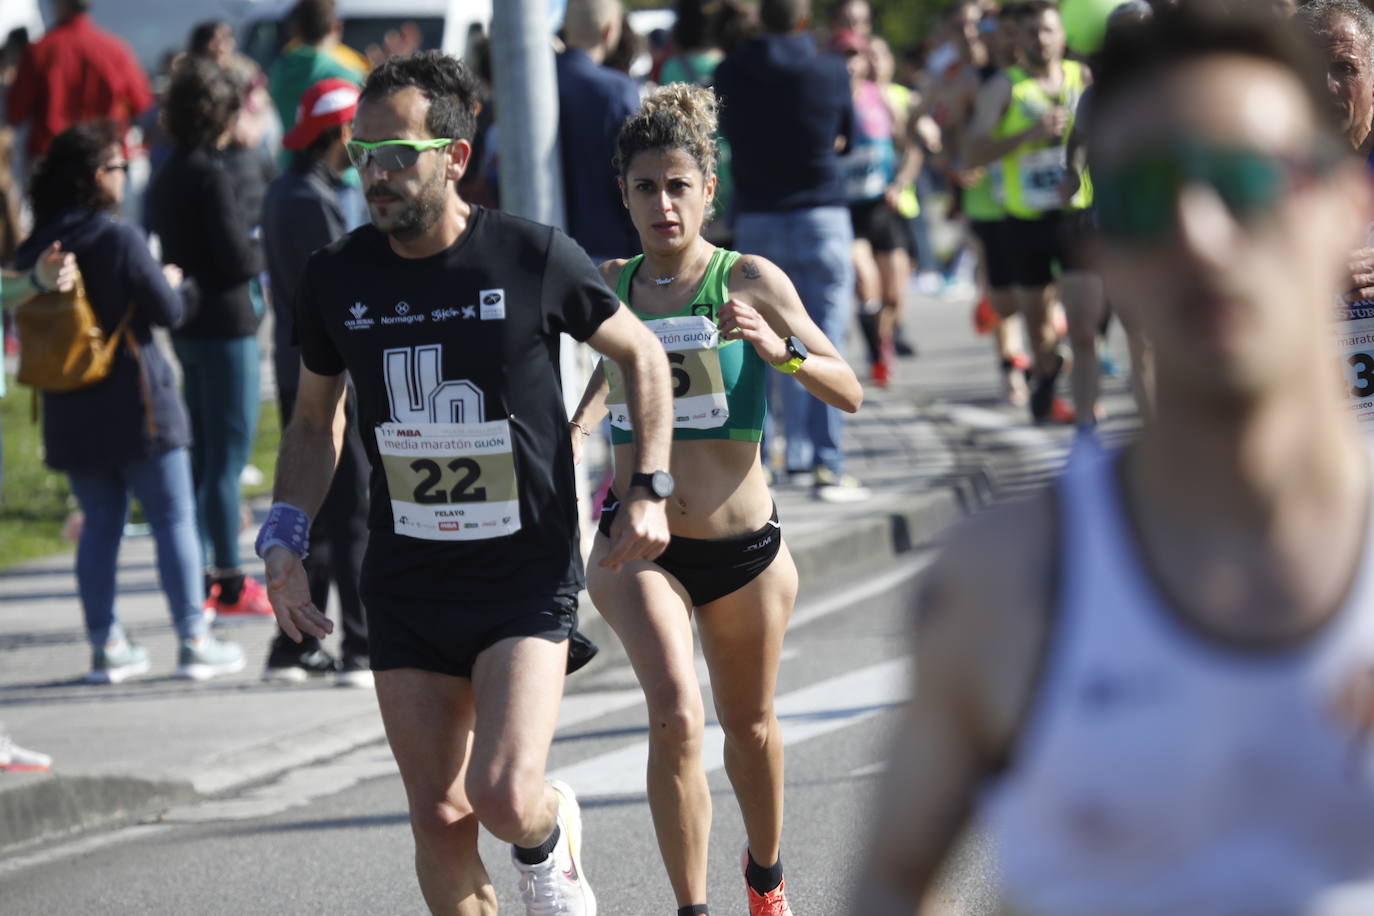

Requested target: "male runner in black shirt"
[{"left": 256, "top": 51, "right": 673, "bottom": 915}]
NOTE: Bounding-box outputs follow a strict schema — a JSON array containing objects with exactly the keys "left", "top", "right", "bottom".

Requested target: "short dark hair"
[
  {"left": 760, "top": 0, "right": 810, "bottom": 33},
  {"left": 188, "top": 19, "right": 228, "bottom": 57},
  {"left": 163, "top": 57, "right": 242, "bottom": 150},
  {"left": 28, "top": 121, "right": 120, "bottom": 227},
  {"left": 999, "top": 3, "right": 1024, "bottom": 22},
  {"left": 358, "top": 50, "right": 479, "bottom": 142},
  {"left": 288, "top": 0, "right": 336, "bottom": 45},
  {"left": 1016, "top": 0, "right": 1059, "bottom": 21},
  {"left": 1091, "top": 7, "right": 1341, "bottom": 148},
  {"left": 673, "top": 0, "right": 712, "bottom": 51}
]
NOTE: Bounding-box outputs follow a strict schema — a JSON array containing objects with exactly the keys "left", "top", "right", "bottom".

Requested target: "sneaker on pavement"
[
  {"left": 176, "top": 636, "right": 246, "bottom": 681},
  {"left": 511, "top": 779, "right": 596, "bottom": 915},
  {"left": 86, "top": 639, "right": 150, "bottom": 684},
  {"left": 262, "top": 645, "right": 336, "bottom": 683},
  {"left": 210, "top": 576, "right": 274, "bottom": 616},
  {"left": 813, "top": 467, "right": 873, "bottom": 504},
  {"left": 0, "top": 729, "right": 52, "bottom": 772},
  {"left": 335, "top": 655, "right": 374, "bottom": 689},
  {"left": 742, "top": 847, "right": 794, "bottom": 916}
]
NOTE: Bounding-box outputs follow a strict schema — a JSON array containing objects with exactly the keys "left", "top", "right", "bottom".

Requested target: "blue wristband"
[{"left": 255, "top": 502, "right": 312, "bottom": 560}]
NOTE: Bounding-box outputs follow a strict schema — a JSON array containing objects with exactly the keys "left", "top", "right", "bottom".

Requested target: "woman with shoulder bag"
[{"left": 15, "top": 122, "right": 244, "bottom": 683}]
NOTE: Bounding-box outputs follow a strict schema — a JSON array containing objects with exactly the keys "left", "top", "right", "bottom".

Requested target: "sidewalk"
[{"left": 0, "top": 294, "right": 1134, "bottom": 853}]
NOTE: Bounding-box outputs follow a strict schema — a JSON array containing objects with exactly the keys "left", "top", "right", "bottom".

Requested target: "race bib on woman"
[{"left": 605, "top": 315, "right": 729, "bottom": 430}]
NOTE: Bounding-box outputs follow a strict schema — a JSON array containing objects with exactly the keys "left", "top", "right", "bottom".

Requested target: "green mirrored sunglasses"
[
  {"left": 1094, "top": 142, "right": 1345, "bottom": 245},
  {"left": 345, "top": 138, "right": 454, "bottom": 172}
]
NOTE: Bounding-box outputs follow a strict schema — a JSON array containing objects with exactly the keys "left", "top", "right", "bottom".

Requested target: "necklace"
[{"left": 648, "top": 247, "right": 708, "bottom": 288}]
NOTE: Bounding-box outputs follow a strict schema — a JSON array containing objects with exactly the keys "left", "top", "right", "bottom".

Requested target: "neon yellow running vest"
[
  {"left": 998, "top": 61, "right": 1090, "bottom": 219},
  {"left": 605, "top": 249, "right": 767, "bottom": 445}
]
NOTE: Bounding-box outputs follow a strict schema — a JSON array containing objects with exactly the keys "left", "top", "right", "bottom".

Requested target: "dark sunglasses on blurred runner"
[
  {"left": 345, "top": 138, "right": 453, "bottom": 172},
  {"left": 1093, "top": 140, "right": 1347, "bottom": 245},
  {"left": 100, "top": 160, "right": 129, "bottom": 173}
]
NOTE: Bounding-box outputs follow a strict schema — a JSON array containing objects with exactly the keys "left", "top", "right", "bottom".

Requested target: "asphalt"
[{"left": 0, "top": 290, "right": 1136, "bottom": 854}]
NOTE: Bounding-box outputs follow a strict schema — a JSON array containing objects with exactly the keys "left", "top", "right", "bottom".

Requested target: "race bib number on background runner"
[
  {"left": 1021, "top": 146, "right": 1068, "bottom": 212},
  {"left": 1338, "top": 299, "right": 1374, "bottom": 429},
  {"left": 605, "top": 315, "right": 729, "bottom": 430},
  {"left": 376, "top": 420, "right": 521, "bottom": 540}
]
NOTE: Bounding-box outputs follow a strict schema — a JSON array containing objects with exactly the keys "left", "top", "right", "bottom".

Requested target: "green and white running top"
[{"left": 605, "top": 248, "right": 767, "bottom": 445}]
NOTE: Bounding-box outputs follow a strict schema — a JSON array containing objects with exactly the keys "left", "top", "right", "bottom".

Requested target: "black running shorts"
[
  {"left": 597, "top": 492, "right": 783, "bottom": 607},
  {"left": 364, "top": 590, "right": 597, "bottom": 678},
  {"left": 848, "top": 198, "right": 909, "bottom": 254},
  {"left": 970, "top": 219, "right": 1014, "bottom": 291},
  {"left": 1003, "top": 211, "right": 1089, "bottom": 288}
]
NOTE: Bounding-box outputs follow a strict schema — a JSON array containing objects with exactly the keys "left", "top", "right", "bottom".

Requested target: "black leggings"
[{"left": 598, "top": 491, "right": 782, "bottom": 607}]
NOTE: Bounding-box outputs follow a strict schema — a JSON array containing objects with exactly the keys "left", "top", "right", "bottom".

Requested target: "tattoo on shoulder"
[{"left": 740, "top": 259, "right": 761, "bottom": 280}]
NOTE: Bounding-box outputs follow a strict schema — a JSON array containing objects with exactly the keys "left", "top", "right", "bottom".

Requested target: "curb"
[
  {"left": 1, "top": 399, "right": 1000, "bottom": 856},
  {"left": 0, "top": 772, "right": 198, "bottom": 853}
]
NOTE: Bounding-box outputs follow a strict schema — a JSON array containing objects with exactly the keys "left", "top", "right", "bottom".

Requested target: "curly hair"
[
  {"left": 359, "top": 50, "right": 479, "bottom": 142},
  {"left": 615, "top": 83, "right": 720, "bottom": 178},
  {"left": 163, "top": 57, "right": 241, "bottom": 150},
  {"left": 28, "top": 121, "right": 120, "bottom": 227}
]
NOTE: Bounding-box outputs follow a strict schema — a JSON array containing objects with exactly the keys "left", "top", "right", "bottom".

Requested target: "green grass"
[{"left": 0, "top": 380, "right": 282, "bottom": 571}]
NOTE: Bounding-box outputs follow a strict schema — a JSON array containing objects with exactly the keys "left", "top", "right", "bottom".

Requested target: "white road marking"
[
  {"left": 550, "top": 658, "right": 912, "bottom": 799},
  {"left": 787, "top": 554, "right": 932, "bottom": 631},
  {"left": 848, "top": 762, "right": 887, "bottom": 778}
]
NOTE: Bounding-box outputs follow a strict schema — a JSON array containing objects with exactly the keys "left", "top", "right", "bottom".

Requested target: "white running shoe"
[{"left": 511, "top": 779, "right": 596, "bottom": 915}]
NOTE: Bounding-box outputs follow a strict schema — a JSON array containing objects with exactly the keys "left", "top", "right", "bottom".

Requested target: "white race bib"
[
  {"left": 1020, "top": 146, "right": 1067, "bottom": 212},
  {"left": 606, "top": 315, "right": 730, "bottom": 431},
  {"left": 1338, "top": 300, "right": 1374, "bottom": 429},
  {"left": 375, "top": 420, "right": 521, "bottom": 540}
]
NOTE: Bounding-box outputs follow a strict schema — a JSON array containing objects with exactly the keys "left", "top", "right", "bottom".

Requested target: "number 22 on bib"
[
  {"left": 375, "top": 345, "right": 521, "bottom": 540},
  {"left": 604, "top": 315, "right": 729, "bottom": 430}
]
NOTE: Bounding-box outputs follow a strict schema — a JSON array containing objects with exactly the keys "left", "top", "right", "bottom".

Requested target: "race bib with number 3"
[
  {"left": 1338, "top": 300, "right": 1374, "bottom": 429},
  {"left": 376, "top": 420, "right": 521, "bottom": 540},
  {"left": 605, "top": 314, "right": 730, "bottom": 430}
]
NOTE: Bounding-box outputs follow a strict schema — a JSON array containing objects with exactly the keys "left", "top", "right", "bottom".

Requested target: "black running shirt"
[{"left": 294, "top": 207, "right": 617, "bottom": 601}]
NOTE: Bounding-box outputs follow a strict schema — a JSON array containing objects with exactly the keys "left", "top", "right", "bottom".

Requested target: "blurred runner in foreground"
[{"left": 856, "top": 9, "right": 1374, "bottom": 914}]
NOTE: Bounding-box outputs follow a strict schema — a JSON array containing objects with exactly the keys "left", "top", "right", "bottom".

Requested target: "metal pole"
[
  {"left": 490, "top": 1, "right": 596, "bottom": 545},
  {"left": 490, "top": 0, "right": 566, "bottom": 231}
]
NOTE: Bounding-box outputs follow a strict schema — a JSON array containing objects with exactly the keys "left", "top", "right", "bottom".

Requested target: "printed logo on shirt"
[
  {"left": 430, "top": 305, "right": 480, "bottom": 322},
  {"left": 346, "top": 301, "right": 374, "bottom": 331},
  {"left": 480, "top": 289, "right": 506, "bottom": 321},
  {"left": 382, "top": 300, "right": 425, "bottom": 326}
]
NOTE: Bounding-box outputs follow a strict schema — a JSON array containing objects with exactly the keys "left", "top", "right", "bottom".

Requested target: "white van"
[
  {"left": 238, "top": 0, "right": 491, "bottom": 69},
  {"left": 0, "top": 0, "right": 45, "bottom": 43}
]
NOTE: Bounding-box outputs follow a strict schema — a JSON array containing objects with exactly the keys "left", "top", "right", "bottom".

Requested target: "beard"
[{"left": 367, "top": 160, "right": 449, "bottom": 241}]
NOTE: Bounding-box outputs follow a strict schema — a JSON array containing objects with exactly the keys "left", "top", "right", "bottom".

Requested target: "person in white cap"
[{"left": 261, "top": 77, "right": 373, "bottom": 686}]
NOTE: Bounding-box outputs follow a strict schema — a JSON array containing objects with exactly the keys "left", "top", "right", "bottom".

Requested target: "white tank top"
[{"left": 979, "top": 448, "right": 1374, "bottom": 915}]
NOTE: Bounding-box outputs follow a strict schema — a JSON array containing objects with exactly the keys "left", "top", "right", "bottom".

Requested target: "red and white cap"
[{"left": 282, "top": 78, "right": 360, "bottom": 151}]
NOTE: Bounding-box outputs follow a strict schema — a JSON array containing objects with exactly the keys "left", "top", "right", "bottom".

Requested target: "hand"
[
  {"left": 34, "top": 241, "right": 77, "bottom": 293},
  {"left": 162, "top": 264, "right": 184, "bottom": 289},
  {"left": 600, "top": 494, "right": 669, "bottom": 571},
  {"left": 1347, "top": 247, "right": 1374, "bottom": 302},
  {"left": 955, "top": 167, "right": 985, "bottom": 189},
  {"left": 263, "top": 545, "right": 334, "bottom": 642},
  {"left": 1032, "top": 106, "right": 1069, "bottom": 142},
  {"left": 883, "top": 184, "right": 904, "bottom": 212},
  {"left": 718, "top": 297, "right": 788, "bottom": 364},
  {"left": 569, "top": 420, "right": 589, "bottom": 466}
]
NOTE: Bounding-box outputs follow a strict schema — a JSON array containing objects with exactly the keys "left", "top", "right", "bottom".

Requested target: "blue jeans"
[
  {"left": 173, "top": 335, "right": 260, "bottom": 572},
  {"left": 67, "top": 448, "right": 208, "bottom": 646},
  {"left": 735, "top": 206, "right": 855, "bottom": 475}
]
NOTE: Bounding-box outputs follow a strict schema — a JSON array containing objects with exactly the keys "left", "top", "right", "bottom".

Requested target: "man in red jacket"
[{"left": 6, "top": 0, "right": 153, "bottom": 160}]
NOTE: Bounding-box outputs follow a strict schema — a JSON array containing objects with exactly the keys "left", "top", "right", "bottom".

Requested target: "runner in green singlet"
[{"left": 570, "top": 83, "right": 865, "bottom": 916}]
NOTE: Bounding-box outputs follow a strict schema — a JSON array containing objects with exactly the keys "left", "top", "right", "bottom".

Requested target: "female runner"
[{"left": 570, "top": 84, "right": 863, "bottom": 916}]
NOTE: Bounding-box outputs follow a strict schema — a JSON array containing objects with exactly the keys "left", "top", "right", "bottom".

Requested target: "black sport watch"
[{"left": 629, "top": 470, "right": 675, "bottom": 500}]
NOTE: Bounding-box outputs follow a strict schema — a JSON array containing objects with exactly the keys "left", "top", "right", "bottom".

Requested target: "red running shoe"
[
  {"left": 972, "top": 298, "right": 997, "bottom": 335},
  {"left": 211, "top": 576, "right": 274, "bottom": 616},
  {"left": 1048, "top": 396, "right": 1077, "bottom": 426},
  {"left": 743, "top": 848, "right": 793, "bottom": 916}
]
